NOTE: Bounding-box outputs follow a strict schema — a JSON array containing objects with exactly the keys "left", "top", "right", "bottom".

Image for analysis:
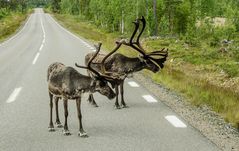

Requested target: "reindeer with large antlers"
[
  {"left": 85, "top": 16, "right": 168, "bottom": 109},
  {"left": 47, "top": 43, "right": 120, "bottom": 137}
]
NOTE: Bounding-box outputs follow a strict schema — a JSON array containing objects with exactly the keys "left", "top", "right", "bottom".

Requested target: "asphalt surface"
[{"left": 0, "top": 8, "right": 221, "bottom": 151}]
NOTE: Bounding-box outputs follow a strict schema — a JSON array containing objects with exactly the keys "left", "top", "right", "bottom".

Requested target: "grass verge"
[
  {"left": 0, "top": 11, "right": 30, "bottom": 42},
  {"left": 51, "top": 13, "right": 239, "bottom": 128}
]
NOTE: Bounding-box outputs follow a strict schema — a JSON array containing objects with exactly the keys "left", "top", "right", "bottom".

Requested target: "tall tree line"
[
  {"left": 0, "top": 0, "right": 49, "bottom": 14},
  {"left": 0, "top": 0, "right": 29, "bottom": 12},
  {"left": 50, "top": 0, "right": 239, "bottom": 38}
]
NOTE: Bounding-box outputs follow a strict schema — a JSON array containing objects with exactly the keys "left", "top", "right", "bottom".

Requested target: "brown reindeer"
[
  {"left": 85, "top": 16, "right": 168, "bottom": 109},
  {"left": 47, "top": 43, "right": 122, "bottom": 137}
]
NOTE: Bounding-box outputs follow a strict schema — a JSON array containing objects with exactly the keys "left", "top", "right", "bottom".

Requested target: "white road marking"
[
  {"left": 165, "top": 115, "right": 187, "bottom": 128},
  {"left": 6, "top": 87, "right": 22, "bottom": 103},
  {"left": 128, "top": 81, "right": 140, "bottom": 87},
  {"left": 32, "top": 52, "right": 40, "bottom": 65},
  {"left": 39, "top": 44, "right": 44, "bottom": 51},
  {"left": 41, "top": 19, "right": 46, "bottom": 36},
  {"left": 142, "top": 95, "right": 158, "bottom": 103},
  {"left": 38, "top": 18, "right": 45, "bottom": 52}
]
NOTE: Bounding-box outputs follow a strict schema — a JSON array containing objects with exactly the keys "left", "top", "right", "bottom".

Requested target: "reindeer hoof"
[
  {"left": 55, "top": 122, "right": 63, "bottom": 128},
  {"left": 121, "top": 104, "right": 129, "bottom": 108},
  {"left": 78, "top": 132, "right": 88, "bottom": 138},
  {"left": 63, "top": 130, "right": 71, "bottom": 136},
  {"left": 115, "top": 105, "right": 121, "bottom": 109},
  {"left": 92, "top": 103, "right": 99, "bottom": 108},
  {"left": 88, "top": 101, "right": 99, "bottom": 107},
  {"left": 48, "top": 127, "right": 55, "bottom": 132}
]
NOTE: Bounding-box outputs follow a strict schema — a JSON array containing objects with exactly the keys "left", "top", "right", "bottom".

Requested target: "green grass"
[
  {"left": 52, "top": 13, "right": 239, "bottom": 128},
  {"left": 150, "top": 69, "right": 239, "bottom": 127},
  {"left": 0, "top": 12, "right": 29, "bottom": 42}
]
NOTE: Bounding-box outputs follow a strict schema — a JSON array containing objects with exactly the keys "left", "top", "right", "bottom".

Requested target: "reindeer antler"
[
  {"left": 76, "top": 43, "right": 126, "bottom": 81},
  {"left": 75, "top": 43, "right": 103, "bottom": 78},
  {"left": 121, "top": 16, "right": 148, "bottom": 58},
  {"left": 135, "top": 16, "right": 146, "bottom": 51},
  {"left": 101, "top": 39, "right": 127, "bottom": 74},
  {"left": 124, "top": 16, "right": 168, "bottom": 68}
]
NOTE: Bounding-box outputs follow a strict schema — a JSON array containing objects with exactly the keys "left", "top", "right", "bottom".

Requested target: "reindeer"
[
  {"left": 47, "top": 43, "right": 121, "bottom": 137},
  {"left": 85, "top": 16, "right": 168, "bottom": 109}
]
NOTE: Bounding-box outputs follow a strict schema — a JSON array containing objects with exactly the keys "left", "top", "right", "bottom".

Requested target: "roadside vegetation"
[{"left": 0, "top": 0, "right": 35, "bottom": 42}]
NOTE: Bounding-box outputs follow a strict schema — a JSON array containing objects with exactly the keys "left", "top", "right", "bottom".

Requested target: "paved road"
[{"left": 0, "top": 9, "right": 220, "bottom": 151}]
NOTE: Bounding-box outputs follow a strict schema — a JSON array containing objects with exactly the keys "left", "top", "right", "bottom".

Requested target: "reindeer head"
[{"left": 91, "top": 77, "right": 116, "bottom": 100}]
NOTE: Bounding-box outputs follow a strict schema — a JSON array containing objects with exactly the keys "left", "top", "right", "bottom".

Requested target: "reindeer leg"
[
  {"left": 54, "top": 97, "right": 63, "bottom": 128},
  {"left": 120, "top": 81, "right": 128, "bottom": 108},
  {"left": 48, "top": 92, "right": 55, "bottom": 132},
  {"left": 63, "top": 98, "right": 71, "bottom": 135},
  {"left": 76, "top": 98, "right": 88, "bottom": 137},
  {"left": 87, "top": 94, "right": 98, "bottom": 107},
  {"left": 114, "top": 85, "right": 121, "bottom": 109},
  {"left": 86, "top": 70, "right": 98, "bottom": 107}
]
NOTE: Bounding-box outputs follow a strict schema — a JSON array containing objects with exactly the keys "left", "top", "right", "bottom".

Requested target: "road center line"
[
  {"left": 32, "top": 52, "right": 40, "bottom": 65},
  {"left": 165, "top": 115, "right": 187, "bottom": 128},
  {"left": 40, "top": 19, "right": 46, "bottom": 36},
  {"left": 142, "top": 95, "right": 158, "bottom": 103},
  {"left": 39, "top": 19, "right": 45, "bottom": 50},
  {"left": 39, "top": 44, "right": 44, "bottom": 51},
  {"left": 6, "top": 87, "right": 22, "bottom": 103}
]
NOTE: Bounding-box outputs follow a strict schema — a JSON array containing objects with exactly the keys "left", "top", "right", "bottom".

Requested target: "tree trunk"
[
  {"left": 121, "top": 10, "right": 124, "bottom": 34},
  {"left": 153, "top": 0, "right": 158, "bottom": 35}
]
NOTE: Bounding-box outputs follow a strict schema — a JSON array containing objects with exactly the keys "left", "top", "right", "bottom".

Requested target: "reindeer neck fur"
[
  {"left": 48, "top": 63, "right": 96, "bottom": 99},
  {"left": 106, "top": 53, "right": 145, "bottom": 74}
]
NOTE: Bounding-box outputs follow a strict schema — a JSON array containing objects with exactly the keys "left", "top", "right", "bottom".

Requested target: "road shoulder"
[{"left": 133, "top": 72, "right": 239, "bottom": 151}]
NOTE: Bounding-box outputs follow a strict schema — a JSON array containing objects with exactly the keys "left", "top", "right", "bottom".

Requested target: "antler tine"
[
  {"left": 148, "top": 48, "right": 165, "bottom": 54},
  {"left": 87, "top": 43, "right": 102, "bottom": 66},
  {"left": 130, "top": 18, "right": 140, "bottom": 44},
  {"left": 75, "top": 43, "right": 102, "bottom": 77},
  {"left": 87, "top": 43, "right": 102, "bottom": 76},
  {"left": 147, "top": 48, "right": 168, "bottom": 57},
  {"left": 134, "top": 16, "right": 146, "bottom": 51},
  {"left": 75, "top": 63, "right": 88, "bottom": 69}
]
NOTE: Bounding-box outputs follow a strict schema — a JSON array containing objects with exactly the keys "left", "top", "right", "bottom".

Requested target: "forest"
[
  {"left": 50, "top": 0, "right": 239, "bottom": 40},
  {"left": 1, "top": 0, "right": 239, "bottom": 48}
]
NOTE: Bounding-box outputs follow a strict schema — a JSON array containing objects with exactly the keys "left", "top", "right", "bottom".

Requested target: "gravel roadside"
[{"left": 133, "top": 72, "right": 239, "bottom": 151}]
